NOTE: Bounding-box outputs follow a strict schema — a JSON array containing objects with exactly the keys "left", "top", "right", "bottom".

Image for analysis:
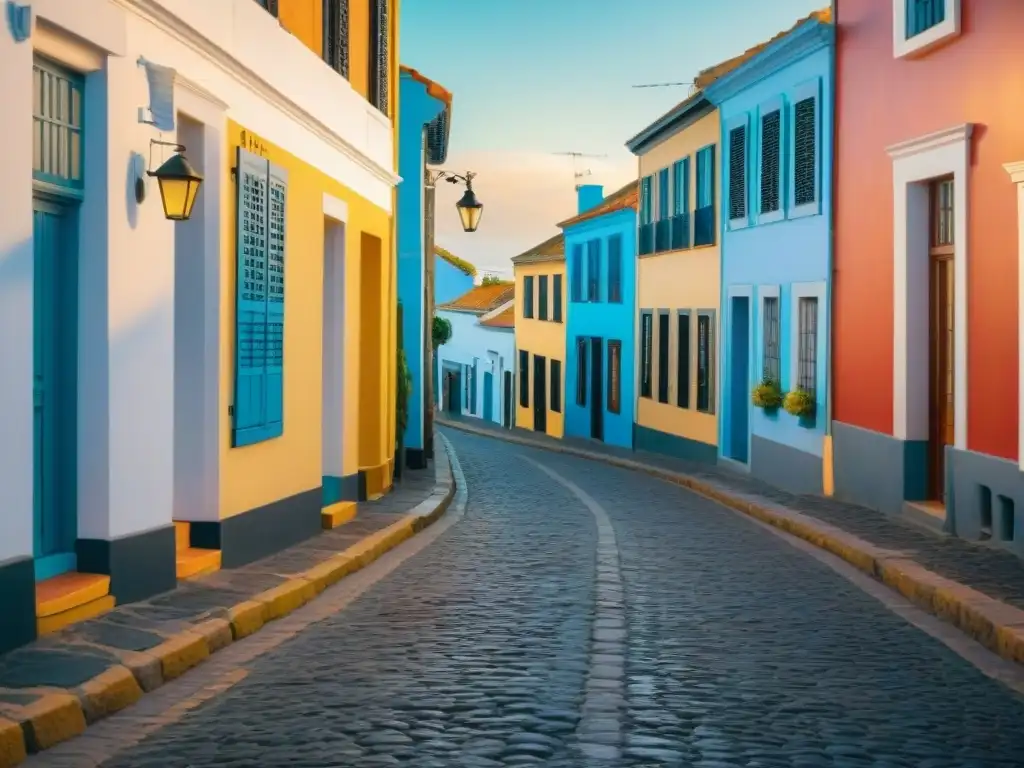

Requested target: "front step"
[
  {"left": 322, "top": 501, "right": 357, "bottom": 529},
  {"left": 174, "top": 520, "right": 222, "bottom": 579},
  {"left": 36, "top": 572, "right": 114, "bottom": 635}
]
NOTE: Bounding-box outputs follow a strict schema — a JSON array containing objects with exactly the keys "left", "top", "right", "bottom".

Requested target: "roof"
[
  {"left": 439, "top": 283, "right": 515, "bottom": 314},
  {"left": 435, "top": 245, "right": 477, "bottom": 277},
  {"left": 625, "top": 7, "right": 831, "bottom": 153},
  {"left": 557, "top": 181, "right": 639, "bottom": 229},
  {"left": 400, "top": 65, "right": 453, "bottom": 164},
  {"left": 510, "top": 232, "right": 565, "bottom": 265},
  {"left": 480, "top": 305, "right": 515, "bottom": 329}
]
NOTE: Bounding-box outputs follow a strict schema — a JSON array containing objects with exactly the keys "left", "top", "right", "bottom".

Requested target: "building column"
[{"left": 1005, "top": 161, "right": 1024, "bottom": 471}]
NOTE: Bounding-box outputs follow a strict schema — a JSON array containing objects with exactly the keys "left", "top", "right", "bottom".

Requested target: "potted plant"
[
  {"left": 783, "top": 388, "right": 816, "bottom": 423},
  {"left": 751, "top": 376, "right": 783, "bottom": 412}
]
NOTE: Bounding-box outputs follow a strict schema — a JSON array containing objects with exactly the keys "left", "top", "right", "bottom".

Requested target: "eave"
[{"left": 625, "top": 94, "right": 714, "bottom": 156}]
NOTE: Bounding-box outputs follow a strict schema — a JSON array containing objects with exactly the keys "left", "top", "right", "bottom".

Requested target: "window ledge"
[
  {"left": 757, "top": 209, "right": 785, "bottom": 226},
  {"left": 728, "top": 217, "right": 750, "bottom": 231},
  {"left": 789, "top": 202, "right": 820, "bottom": 220},
  {"left": 893, "top": 0, "right": 961, "bottom": 60}
]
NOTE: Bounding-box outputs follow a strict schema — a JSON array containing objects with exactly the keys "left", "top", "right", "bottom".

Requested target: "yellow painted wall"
[
  {"left": 514, "top": 260, "right": 567, "bottom": 438},
  {"left": 279, "top": 0, "right": 322, "bottom": 56},
  {"left": 636, "top": 109, "right": 721, "bottom": 448},
  {"left": 219, "top": 120, "right": 393, "bottom": 519}
]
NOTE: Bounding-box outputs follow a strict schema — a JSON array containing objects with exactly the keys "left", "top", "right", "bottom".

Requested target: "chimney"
[{"left": 576, "top": 184, "right": 603, "bottom": 215}]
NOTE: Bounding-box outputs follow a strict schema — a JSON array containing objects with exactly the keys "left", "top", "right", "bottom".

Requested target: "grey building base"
[
  {"left": 832, "top": 421, "right": 927, "bottom": 517},
  {"left": 0, "top": 555, "right": 36, "bottom": 654},
  {"left": 77, "top": 524, "right": 177, "bottom": 605},
  {"left": 750, "top": 434, "right": 823, "bottom": 495},
  {"left": 634, "top": 424, "right": 718, "bottom": 464},
  {"left": 948, "top": 446, "right": 1024, "bottom": 557}
]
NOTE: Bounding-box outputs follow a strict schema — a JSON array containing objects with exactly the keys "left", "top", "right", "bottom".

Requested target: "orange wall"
[
  {"left": 834, "top": 0, "right": 1024, "bottom": 460},
  {"left": 279, "top": 0, "right": 322, "bottom": 56}
]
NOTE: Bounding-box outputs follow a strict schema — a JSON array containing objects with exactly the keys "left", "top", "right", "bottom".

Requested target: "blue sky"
[{"left": 400, "top": 0, "right": 826, "bottom": 277}]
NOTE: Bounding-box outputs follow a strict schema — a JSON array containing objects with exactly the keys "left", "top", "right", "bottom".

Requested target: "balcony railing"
[
  {"left": 638, "top": 223, "right": 654, "bottom": 256},
  {"left": 694, "top": 206, "right": 715, "bottom": 247},
  {"left": 670, "top": 213, "right": 690, "bottom": 250},
  {"left": 654, "top": 219, "right": 671, "bottom": 252}
]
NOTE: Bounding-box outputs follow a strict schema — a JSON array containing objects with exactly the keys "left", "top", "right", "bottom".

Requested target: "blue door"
[
  {"left": 483, "top": 371, "right": 494, "bottom": 422},
  {"left": 727, "top": 296, "right": 750, "bottom": 463},
  {"left": 33, "top": 198, "right": 78, "bottom": 581}
]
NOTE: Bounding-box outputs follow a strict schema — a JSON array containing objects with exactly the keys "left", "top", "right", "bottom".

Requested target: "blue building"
[
  {"left": 397, "top": 65, "right": 453, "bottom": 468},
  {"left": 562, "top": 183, "right": 639, "bottom": 448},
  {"left": 703, "top": 11, "right": 833, "bottom": 493},
  {"left": 435, "top": 245, "right": 476, "bottom": 305}
]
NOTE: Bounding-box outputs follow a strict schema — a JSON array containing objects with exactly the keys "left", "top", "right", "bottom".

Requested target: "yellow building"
[
  {"left": 512, "top": 234, "right": 567, "bottom": 438},
  {"left": 624, "top": 61, "right": 742, "bottom": 464}
]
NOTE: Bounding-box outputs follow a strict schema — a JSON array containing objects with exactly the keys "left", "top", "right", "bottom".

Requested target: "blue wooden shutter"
[
  {"left": 234, "top": 148, "right": 270, "bottom": 446},
  {"left": 265, "top": 161, "right": 288, "bottom": 437}
]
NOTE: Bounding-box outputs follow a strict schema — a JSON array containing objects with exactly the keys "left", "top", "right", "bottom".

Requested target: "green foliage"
[
  {"left": 432, "top": 315, "right": 452, "bottom": 349},
  {"left": 396, "top": 346, "right": 412, "bottom": 439},
  {"left": 751, "top": 376, "right": 783, "bottom": 410},
  {"left": 481, "top": 275, "right": 509, "bottom": 286},
  {"left": 783, "top": 388, "right": 816, "bottom": 418}
]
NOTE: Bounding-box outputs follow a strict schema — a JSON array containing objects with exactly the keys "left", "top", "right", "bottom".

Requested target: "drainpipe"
[
  {"left": 423, "top": 170, "right": 437, "bottom": 460},
  {"left": 824, "top": 3, "right": 839, "bottom": 492}
]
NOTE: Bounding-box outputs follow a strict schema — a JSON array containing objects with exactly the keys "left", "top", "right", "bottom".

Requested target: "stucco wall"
[
  {"left": 515, "top": 260, "right": 567, "bottom": 437},
  {"left": 435, "top": 311, "right": 515, "bottom": 422},
  {"left": 435, "top": 257, "right": 474, "bottom": 306}
]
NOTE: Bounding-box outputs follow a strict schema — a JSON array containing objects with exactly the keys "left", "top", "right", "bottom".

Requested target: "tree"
[
  {"left": 481, "top": 275, "right": 505, "bottom": 286},
  {"left": 432, "top": 315, "right": 452, "bottom": 348}
]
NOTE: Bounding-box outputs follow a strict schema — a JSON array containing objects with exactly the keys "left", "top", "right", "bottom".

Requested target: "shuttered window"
[
  {"left": 657, "top": 312, "right": 670, "bottom": 404},
  {"left": 640, "top": 175, "right": 653, "bottom": 224},
  {"left": 608, "top": 340, "right": 622, "bottom": 415},
  {"left": 794, "top": 97, "right": 817, "bottom": 207},
  {"left": 322, "top": 0, "right": 350, "bottom": 79},
  {"left": 728, "top": 124, "right": 747, "bottom": 221},
  {"left": 523, "top": 275, "right": 534, "bottom": 318},
  {"left": 760, "top": 110, "right": 781, "bottom": 214},
  {"left": 697, "top": 313, "right": 714, "bottom": 413},
  {"left": 907, "top": 0, "right": 945, "bottom": 38},
  {"left": 671, "top": 159, "right": 688, "bottom": 216},
  {"left": 550, "top": 359, "right": 562, "bottom": 413},
  {"left": 586, "top": 239, "right": 600, "bottom": 302},
  {"left": 762, "top": 296, "right": 780, "bottom": 383},
  {"left": 368, "top": 0, "right": 389, "bottom": 114},
  {"left": 607, "top": 234, "right": 623, "bottom": 304},
  {"left": 538, "top": 275, "right": 549, "bottom": 321},
  {"left": 571, "top": 245, "right": 583, "bottom": 302},
  {"left": 234, "top": 148, "right": 287, "bottom": 447},
  {"left": 519, "top": 350, "right": 529, "bottom": 407},
  {"left": 576, "top": 337, "right": 588, "bottom": 406},
  {"left": 657, "top": 168, "right": 670, "bottom": 221},
  {"left": 694, "top": 146, "right": 716, "bottom": 246},
  {"left": 798, "top": 297, "right": 818, "bottom": 395},
  {"left": 553, "top": 274, "right": 563, "bottom": 322},
  {"left": 677, "top": 311, "right": 690, "bottom": 409},
  {"left": 32, "top": 58, "right": 84, "bottom": 190},
  {"left": 640, "top": 312, "right": 653, "bottom": 399}
]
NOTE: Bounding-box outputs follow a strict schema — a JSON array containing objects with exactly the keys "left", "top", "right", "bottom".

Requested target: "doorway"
[
  {"left": 322, "top": 218, "right": 346, "bottom": 503},
  {"left": 483, "top": 370, "right": 494, "bottom": 421},
  {"left": 727, "top": 295, "right": 750, "bottom": 463},
  {"left": 33, "top": 196, "right": 78, "bottom": 581},
  {"left": 503, "top": 370, "right": 513, "bottom": 428},
  {"left": 928, "top": 177, "right": 955, "bottom": 502},
  {"left": 533, "top": 355, "right": 547, "bottom": 433},
  {"left": 589, "top": 337, "right": 604, "bottom": 441}
]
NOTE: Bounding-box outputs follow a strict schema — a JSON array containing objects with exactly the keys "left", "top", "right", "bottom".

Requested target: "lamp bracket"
[
  {"left": 426, "top": 169, "right": 476, "bottom": 189},
  {"left": 146, "top": 138, "right": 186, "bottom": 175}
]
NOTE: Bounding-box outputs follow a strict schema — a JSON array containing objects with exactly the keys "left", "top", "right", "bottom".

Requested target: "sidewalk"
[
  {"left": 438, "top": 415, "right": 1024, "bottom": 667},
  {"left": 0, "top": 441, "right": 456, "bottom": 767}
]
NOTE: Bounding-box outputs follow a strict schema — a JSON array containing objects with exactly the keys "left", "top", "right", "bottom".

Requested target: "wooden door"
[{"left": 928, "top": 178, "right": 955, "bottom": 502}]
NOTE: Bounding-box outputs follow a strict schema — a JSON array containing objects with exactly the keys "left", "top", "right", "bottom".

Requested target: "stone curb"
[
  {"left": 0, "top": 442, "right": 458, "bottom": 768},
  {"left": 438, "top": 417, "right": 1024, "bottom": 669}
]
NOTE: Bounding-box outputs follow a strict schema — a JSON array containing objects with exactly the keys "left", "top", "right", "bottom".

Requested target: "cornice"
[
  {"left": 703, "top": 21, "right": 831, "bottom": 106},
  {"left": 886, "top": 123, "right": 974, "bottom": 160},
  {"left": 1005, "top": 161, "right": 1024, "bottom": 185},
  {"left": 115, "top": 0, "right": 400, "bottom": 186}
]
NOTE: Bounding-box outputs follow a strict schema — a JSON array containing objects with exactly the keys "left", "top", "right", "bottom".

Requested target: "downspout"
[
  {"left": 824, "top": 4, "right": 839, "bottom": 494},
  {"left": 423, "top": 170, "right": 437, "bottom": 459}
]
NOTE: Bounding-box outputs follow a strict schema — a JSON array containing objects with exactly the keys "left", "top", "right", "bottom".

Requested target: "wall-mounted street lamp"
[
  {"left": 136, "top": 139, "right": 204, "bottom": 221},
  {"left": 427, "top": 169, "right": 483, "bottom": 233}
]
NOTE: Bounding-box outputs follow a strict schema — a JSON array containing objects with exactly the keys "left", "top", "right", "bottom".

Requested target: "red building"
[{"left": 832, "top": 0, "right": 1024, "bottom": 552}]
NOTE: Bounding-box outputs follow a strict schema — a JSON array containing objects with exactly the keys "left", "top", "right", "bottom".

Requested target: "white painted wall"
[
  {"left": 0, "top": 0, "right": 397, "bottom": 552},
  {"left": 435, "top": 310, "right": 515, "bottom": 424}
]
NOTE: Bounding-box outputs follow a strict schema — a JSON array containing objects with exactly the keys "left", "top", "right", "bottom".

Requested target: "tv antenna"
[
  {"left": 552, "top": 151, "right": 607, "bottom": 188},
  {"left": 632, "top": 81, "right": 699, "bottom": 96}
]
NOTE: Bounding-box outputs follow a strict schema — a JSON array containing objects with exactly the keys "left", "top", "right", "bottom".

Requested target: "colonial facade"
[
  {"left": 833, "top": 0, "right": 1024, "bottom": 553},
  {"left": 0, "top": 0, "right": 399, "bottom": 653},
  {"left": 512, "top": 234, "right": 567, "bottom": 438},
  {"left": 705, "top": 10, "right": 833, "bottom": 493},
  {"left": 561, "top": 183, "right": 639, "bottom": 449}
]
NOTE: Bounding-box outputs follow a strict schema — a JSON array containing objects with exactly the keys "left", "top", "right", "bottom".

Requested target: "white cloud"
[{"left": 431, "top": 149, "right": 635, "bottom": 279}]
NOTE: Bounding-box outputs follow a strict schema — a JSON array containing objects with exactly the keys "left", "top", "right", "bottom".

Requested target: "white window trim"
[
  {"left": 887, "top": 123, "right": 972, "bottom": 450},
  {"left": 788, "top": 282, "right": 827, "bottom": 409},
  {"left": 757, "top": 285, "right": 781, "bottom": 384},
  {"left": 1004, "top": 160, "right": 1024, "bottom": 469},
  {"left": 756, "top": 98, "right": 786, "bottom": 227},
  {"left": 893, "top": 0, "right": 961, "bottom": 60}
]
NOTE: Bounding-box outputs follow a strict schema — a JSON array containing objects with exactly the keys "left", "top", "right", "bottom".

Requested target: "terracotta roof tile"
[
  {"left": 558, "top": 181, "right": 639, "bottom": 229},
  {"left": 510, "top": 232, "right": 565, "bottom": 265},
  {"left": 435, "top": 245, "right": 477, "bottom": 277},
  {"left": 480, "top": 305, "right": 515, "bottom": 329},
  {"left": 439, "top": 283, "right": 515, "bottom": 313},
  {"left": 399, "top": 65, "right": 452, "bottom": 107}
]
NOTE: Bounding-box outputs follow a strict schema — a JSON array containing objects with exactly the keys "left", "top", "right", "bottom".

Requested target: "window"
[
  {"left": 894, "top": 0, "right": 959, "bottom": 58},
  {"left": 523, "top": 275, "right": 534, "bottom": 318},
  {"left": 907, "top": 0, "right": 945, "bottom": 37},
  {"left": 550, "top": 359, "right": 562, "bottom": 413},
  {"left": 608, "top": 340, "right": 622, "bottom": 414},
  {"left": 553, "top": 274, "right": 563, "bottom": 322},
  {"left": 465, "top": 363, "right": 474, "bottom": 414},
  {"left": 33, "top": 58, "right": 84, "bottom": 190},
  {"left": 518, "top": 350, "right": 529, "bottom": 407},
  {"left": 694, "top": 145, "right": 716, "bottom": 246},
  {"left": 639, "top": 175, "right": 654, "bottom": 225},
  {"left": 760, "top": 110, "right": 781, "bottom": 215},
  {"left": 797, "top": 297, "right": 818, "bottom": 396},
  {"left": 728, "top": 123, "right": 747, "bottom": 222},
  {"left": 322, "top": 0, "right": 350, "bottom": 79},
  {"left": 576, "top": 337, "right": 588, "bottom": 406},
  {"left": 571, "top": 245, "right": 583, "bottom": 302},
  {"left": 671, "top": 158, "right": 690, "bottom": 250},
  {"left": 657, "top": 167, "right": 670, "bottom": 221},
  {"left": 538, "top": 275, "right": 549, "bottom": 321},
  {"left": 367, "top": 0, "right": 389, "bottom": 114},
  {"left": 586, "top": 239, "right": 600, "bottom": 302},
  {"left": 255, "top": 0, "right": 279, "bottom": 15},
  {"left": 697, "top": 312, "right": 715, "bottom": 413},
  {"left": 657, "top": 311, "right": 670, "bottom": 404},
  {"left": 607, "top": 234, "right": 623, "bottom": 303},
  {"left": 762, "top": 296, "right": 781, "bottom": 383},
  {"left": 677, "top": 311, "right": 690, "bottom": 408},
  {"left": 640, "top": 312, "right": 653, "bottom": 398},
  {"left": 794, "top": 97, "right": 817, "bottom": 208}
]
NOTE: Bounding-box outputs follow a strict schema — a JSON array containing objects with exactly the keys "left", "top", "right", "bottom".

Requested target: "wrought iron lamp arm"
[{"left": 426, "top": 169, "right": 476, "bottom": 189}]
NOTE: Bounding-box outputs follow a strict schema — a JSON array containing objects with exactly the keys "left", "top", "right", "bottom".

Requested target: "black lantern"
[
  {"left": 148, "top": 151, "right": 203, "bottom": 221},
  {"left": 456, "top": 185, "right": 483, "bottom": 233}
]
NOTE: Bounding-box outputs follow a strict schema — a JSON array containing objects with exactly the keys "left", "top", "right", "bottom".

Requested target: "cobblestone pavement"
[{"left": 89, "top": 429, "right": 1024, "bottom": 768}]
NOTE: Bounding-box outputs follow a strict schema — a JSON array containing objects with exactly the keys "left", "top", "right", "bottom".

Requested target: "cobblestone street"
[{"left": 68, "top": 430, "right": 1024, "bottom": 767}]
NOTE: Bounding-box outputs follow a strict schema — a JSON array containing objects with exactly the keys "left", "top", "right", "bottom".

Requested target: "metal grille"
[
  {"left": 368, "top": 0, "right": 389, "bottom": 114},
  {"left": 794, "top": 97, "right": 816, "bottom": 207},
  {"left": 608, "top": 234, "right": 622, "bottom": 303},
  {"left": 908, "top": 0, "right": 945, "bottom": 37},
  {"left": 762, "top": 296, "right": 780, "bottom": 382},
  {"left": 728, "top": 125, "right": 746, "bottom": 221},
  {"left": 933, "top": 178, "right": 954, "bottom": 246},
  {"left": 323, "top": 0, "right": 350, "bottom": 79},
  {"left": 640, "top": 313, "right": 653, "bottom": 398},
  {"left": 798, "top": 297, "right": 818, "bottom": 395},
  {"left": 697, "top": 314, "right": 713, "bottom": 413},
  {"left": 677, "top": 312, "right": 690, "bottom": 408},
  {"left": 33, "top": 60, "right": 84, "bottom": 188},
  {"left": 608, "top": 340, "right": 622, "bottom": 414},
  {"left": 760, "top": 110, "right": 781, "bottom": 214},
  {"left": 268, "top": 178, "right": 286, "bottom": 303},
  {"left": 425, "top": 110, "right": 447, "bottom": 164},
  {"left": 239, "top": 168, "right": 268, "bottom": 303}
]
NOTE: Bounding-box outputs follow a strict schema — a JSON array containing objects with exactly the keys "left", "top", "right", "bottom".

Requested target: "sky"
[{"left": 400, "top": 0, "right": 826, "bottom": 280}]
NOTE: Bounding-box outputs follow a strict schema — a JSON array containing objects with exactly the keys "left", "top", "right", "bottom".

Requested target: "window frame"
[
  {"left": 726, "top": 113, "right": 750, "bottom": 230},
  {"left": 757, "top": 96, "right": 785, "bottom": 225},
  {"left": 694, "top": 144, "right": 717, "bottom": 247},
  {"left": 789, "top": 79, "right": 822, "bottom": 220},
  {"left": 788, "top": 281, "right": 825, "bottom": 417},
  {"left": 523, "top": 274, "right": 535, "bottom": 318},
  {"left": 696, "top": 309, "right": 716, "bottom": 415},
  {"left": 639, "top": 310, "right": 653, "bottom": 399},
  {"left": 893, "top": 0, "right": 960, "bottom": 60},
  {"left": 607, "top": 339, "right": 622, "bottom": 415},
  {"left": 758, "top": 285, "right": 781, "bottom": 386}
]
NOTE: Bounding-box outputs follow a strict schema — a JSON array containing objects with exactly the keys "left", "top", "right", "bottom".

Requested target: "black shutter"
[
  {"left": 550, "top": 360, "right": 562, "bottom": 413},
  {"left": 794, "top": 97, "right": 817, "bottom": 206},
  {"left": 553, "top": 274, "right": 563, "bottom": 322},
  {"left": 518, "top": 350, "right": 529, "bottom": 407},
  {"left": 640, "top": 312, "right": 653, "bottom": 399},
  {"left": 576, "top": 337, "right": 588, "bottom": 406},
  {"left": 759, "top": 110, "right": 780, "bottom": 214},
  {"left": 728, "top": 124, "right": 746, "bottom": 221},
  {"left": 677, "top": 312, "right": 690, "bottom": 408},
  {"left": 368, "top": 0, "right": 389, "bottom": 114},
  {"left": 657, "top": 312, "right": 670, "bottom": 403},
  {"left": 323, "top": 0, "right": 350, "bottom": 79}
]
